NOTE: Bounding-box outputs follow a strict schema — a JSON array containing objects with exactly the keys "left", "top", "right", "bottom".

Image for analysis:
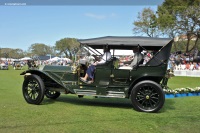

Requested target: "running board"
[
  {"left": 105, "top": 91, "right": 126, "bottom": 98},
  {"left": 74, "top": 89, "right": 126, "bottom": 98},
  {"left": 74, "top": 89, "right": 96, "bottom": 96}
]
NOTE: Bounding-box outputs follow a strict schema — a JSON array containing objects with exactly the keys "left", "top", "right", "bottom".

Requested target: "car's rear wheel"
[
  {"left": 45, "top": 90, "right": 60, "bottom": 99},
  {"left": 22, "top": 74, "right": 45, "bottom": 105},
  {"left": 130, "top": 80, "right": 165, "bottom": 113}
]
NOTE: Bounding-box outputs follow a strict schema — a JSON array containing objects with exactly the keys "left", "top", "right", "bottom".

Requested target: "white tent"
[
  {"left": 20, "top": 57, "right": 32, "bottom": 61},
  {"left": 61, "top": 58, "right": 70, "bottom": 61},
  {"left": 49, "top": 57, "right": 61, "bottom": 61}
]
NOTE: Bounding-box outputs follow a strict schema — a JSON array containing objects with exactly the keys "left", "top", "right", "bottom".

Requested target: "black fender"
[
  {"left": 20, "top": 70, "right": 65, "bottom": 90},
  {"left": 128, "top": 75, "right": 163, "bottom": 98}
]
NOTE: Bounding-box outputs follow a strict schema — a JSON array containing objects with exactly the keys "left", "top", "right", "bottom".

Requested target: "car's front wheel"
[
  {"left": 22, "top": 74, "right": 45, "bottom": 105},
  {"left": 130, "top": 80, "right": 165, "bottom": 113}
]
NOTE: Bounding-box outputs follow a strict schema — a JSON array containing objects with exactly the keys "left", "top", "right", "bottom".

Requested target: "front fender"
[{"left": 20, "top": 69, "right": 65, "bottom": 89}]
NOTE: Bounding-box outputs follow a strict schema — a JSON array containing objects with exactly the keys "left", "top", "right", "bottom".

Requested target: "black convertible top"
[{"left": 78, "top": 36, "right": 173, "bottom": 49}]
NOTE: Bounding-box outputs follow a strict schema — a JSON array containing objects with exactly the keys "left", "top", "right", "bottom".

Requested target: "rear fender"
[{"left": 127, "top": 76, "right": 163, "bottom": 98}]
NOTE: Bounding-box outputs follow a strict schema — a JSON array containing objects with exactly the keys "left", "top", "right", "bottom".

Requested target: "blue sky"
[{"left": 0, "top": 5, "right": 159, "bottom": 50}]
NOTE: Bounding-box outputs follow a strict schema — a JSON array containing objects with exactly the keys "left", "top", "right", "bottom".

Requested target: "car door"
[{"left": 111, "top": 69, "right": 130, "bottom": 86}]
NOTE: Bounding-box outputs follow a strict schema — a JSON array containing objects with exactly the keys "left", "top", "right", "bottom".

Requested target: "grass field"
[
  {"left": 168, "top": 76, "right": 200, "bottom": 89},
  {"left": 0, "top": 67, "right": 200, "bottom": 133}
]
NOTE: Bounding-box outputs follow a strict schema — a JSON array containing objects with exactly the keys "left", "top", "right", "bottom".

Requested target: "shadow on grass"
[
  {"left": 43, "top": 94, "right": 176, "bottom": 112},
  {"left": 160, "top": 99, "right": 176, "bottom": 113},
  {"left": 43, "top": 94, "right": 132, "bottom": 109}
]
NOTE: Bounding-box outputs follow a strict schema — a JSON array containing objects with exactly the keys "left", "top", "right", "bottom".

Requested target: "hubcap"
[
  {"left": 25, "top": 80, "right": 39, "bottom": 100},
  {"left": 136, "top": 86, "right": 159, "bottom": 110}
]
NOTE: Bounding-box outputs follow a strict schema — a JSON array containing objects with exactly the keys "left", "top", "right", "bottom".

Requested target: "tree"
[
  {"left": 179, "top": 6, "right": 200, "bottom": 52},
  {"left": 0, "top": 48, "right": 25, "bottom": 59},
  {"left": 9, "top": 48, "right": 24, "bottom": 59},
  {"left": 133, "top": 8, "right": 160, "bottom": 37},
  {"left": 28, "top": 43, "right": 54, "bottom": 56},
  {"left": 157, "top": 0, "right": 200, "bottom": 52},
  {"left": 55, "top": 38, "right": 79, "bottom": 59}
]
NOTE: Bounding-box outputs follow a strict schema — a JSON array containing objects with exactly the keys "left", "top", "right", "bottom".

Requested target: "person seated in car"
[
  {"left": 119, "top": 46, "right": 143, "bottom": 69},
  {"left": 80, "top": 46, "right": 111, "bottom": 83}
]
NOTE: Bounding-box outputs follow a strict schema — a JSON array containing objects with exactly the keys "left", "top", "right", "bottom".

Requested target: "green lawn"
[
  {"left": 168, "top": 76, "right": 200, "bottom": 89},
  {"left": 0, "top": 67, "right": 200, "bottom": 133}
]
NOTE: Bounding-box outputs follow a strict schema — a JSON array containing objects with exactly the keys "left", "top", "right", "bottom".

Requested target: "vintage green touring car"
[{"left": 20, "top": 36, "right": 173, "bottom": 113}]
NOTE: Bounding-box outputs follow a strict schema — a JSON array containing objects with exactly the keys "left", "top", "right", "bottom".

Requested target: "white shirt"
[{"left": 97, "top": 52, "right": 112, "bottom": 64}]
